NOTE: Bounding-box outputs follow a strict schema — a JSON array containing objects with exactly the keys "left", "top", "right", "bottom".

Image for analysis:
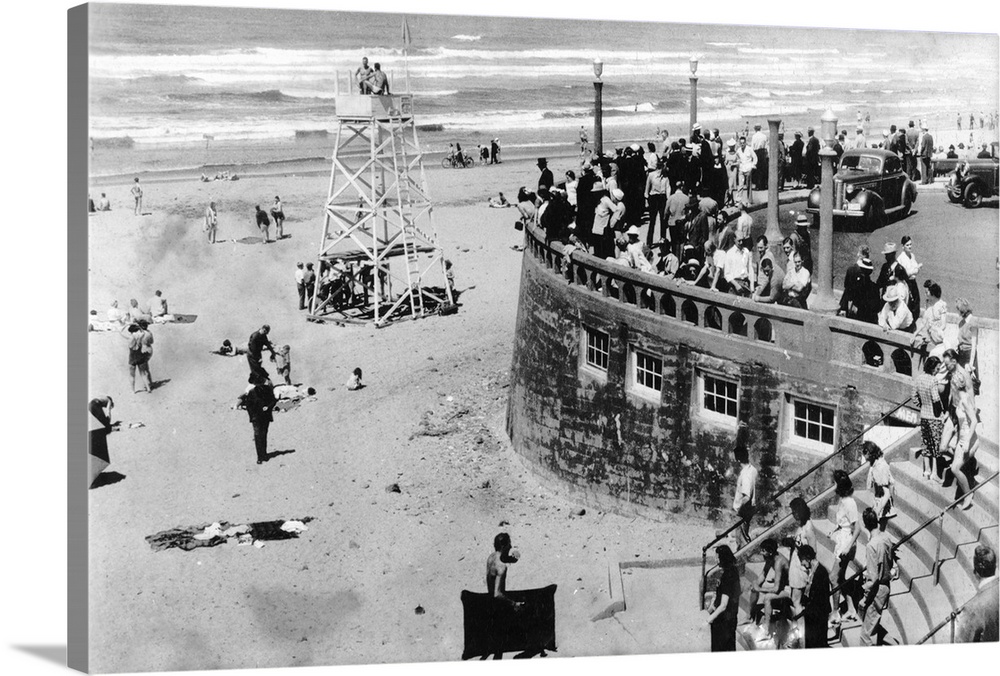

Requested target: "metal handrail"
[
  {"left": 698, "top": 396, "right": 913, "bottom": 608},
  {"left": 829, "top": 469, "right": 999, "bottom": 597}
]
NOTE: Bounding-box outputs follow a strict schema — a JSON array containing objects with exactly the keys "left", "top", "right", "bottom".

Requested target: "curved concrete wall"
[{"left": 506, "top": 224, "right": 942, "bottom": 522}]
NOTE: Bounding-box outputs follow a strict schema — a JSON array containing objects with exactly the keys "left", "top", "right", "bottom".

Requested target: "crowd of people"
[
  {"left": 516, "top": 126, "right": 825, "bottom": 310},
  {"left": 708, "top": 377, "right": 992, "bottom": 651}
]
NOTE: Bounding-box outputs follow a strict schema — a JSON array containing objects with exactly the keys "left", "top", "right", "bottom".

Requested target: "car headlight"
[{"left": 845, "top": 184, "right": 857, "bottom": 195}]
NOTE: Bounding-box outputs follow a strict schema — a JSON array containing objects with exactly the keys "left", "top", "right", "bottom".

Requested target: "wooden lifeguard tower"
[{"left": 308, "top": 90, "right": 453, "bottom": 327}]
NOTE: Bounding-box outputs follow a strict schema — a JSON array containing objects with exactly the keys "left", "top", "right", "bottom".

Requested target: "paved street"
[{"left": 753, "top": 183, "right": 998, "bottom": 318}]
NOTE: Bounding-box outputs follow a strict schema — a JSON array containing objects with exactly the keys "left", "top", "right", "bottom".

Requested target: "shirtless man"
[
  {"left": 485, "top": 532, "right": 523, "bottom": 659},
  {"left": 205, "top": 201, "right": 218, "bottom": 244},
  {"left": 355, "top": 57, "right": 374, "bottom": 94}
]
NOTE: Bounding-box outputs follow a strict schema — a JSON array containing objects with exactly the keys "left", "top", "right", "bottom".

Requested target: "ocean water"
[{"left": 87, "top": 3, "right": 998, "bottom": 173}]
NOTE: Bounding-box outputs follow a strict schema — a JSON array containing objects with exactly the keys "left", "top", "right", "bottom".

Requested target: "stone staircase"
[{"left": 732, "top": 429, "right": 998, "bottom": 648}]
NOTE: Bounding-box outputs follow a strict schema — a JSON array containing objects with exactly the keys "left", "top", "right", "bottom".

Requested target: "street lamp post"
[
  {"left": 689, "top": 56, "right": 699, "bottom": 132},
  {"left": 593, "top": 58, "right": 604, "bottom": 157},
  {"left": 813, "top": 109, "right": 840, "bottom": 311},
  {"left": 765, "top": 118, "right": 783, "bottom": 259}
]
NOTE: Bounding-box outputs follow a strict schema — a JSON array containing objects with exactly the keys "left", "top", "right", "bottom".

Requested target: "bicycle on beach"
[{"left": 442, "top": 153, "right": 475, "bottom": 169}]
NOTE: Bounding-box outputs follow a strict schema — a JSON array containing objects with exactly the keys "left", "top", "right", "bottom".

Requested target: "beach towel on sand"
[{"left": 460, "top": 585, "right": 557, "bottom": 659}]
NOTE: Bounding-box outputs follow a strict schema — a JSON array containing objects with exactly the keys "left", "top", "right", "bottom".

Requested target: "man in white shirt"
[
  {"left": 723, "top": 241, "right": 752, "bottom": 296},
  {"left": 878, "top": 286, "right": 913, "bottom": 332},
  {"left": 780, "top": 253, "right": 811, "bottom": 309},
  {"left": 733, "top": 444, "right": 758, "bottom": 548},
  {"left": 295, "top": 262, "right": 306, "bottom": 311},
  {"left": 148, "top": 290, "right": 168, "bottom": 317},
  {"left": 736, "top": 136, "right": 756, "bottom": 203},
  {"left": 625, "top": 226, "right": 653, "bottom": 273}
]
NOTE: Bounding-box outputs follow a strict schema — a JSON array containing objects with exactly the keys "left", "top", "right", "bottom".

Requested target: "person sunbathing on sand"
[
  {"left": 488, "top": 192, "right": 510, "bottom": 208},
  {"left": 213, "top": 339, "right": 246, "bottom": 357}
]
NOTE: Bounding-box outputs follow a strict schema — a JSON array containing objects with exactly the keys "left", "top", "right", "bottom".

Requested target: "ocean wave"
[
  {"left": 451, "top": 34, "right": 481, "bottom": 41},
  {"left": 706, "top": 42, "right": 749, "bottom": 47},
  {"left": 165, "top": 89, "right": 307, "bottom": 103},
  {"left": 737, "top": 47, "right": 840, "bottom": 55},
  {"left": 128, "top": 74, "right": 203, "bottom": 84},
  {"left": 772, "top": 89, "right": 824, "bottom": 97}
]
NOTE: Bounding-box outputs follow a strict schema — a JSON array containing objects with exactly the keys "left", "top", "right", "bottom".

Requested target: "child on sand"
[
  {"left": 346, "top": 367, "right": 364, "bottom": 391},
  {"left": 274, "top": 345, "right": 292, "bottom": 386},
  {"left": 213, "top": 339, "right": 246, "bottom": 356},
  {"left": 445, "top": 260, "right": 456, "bottom": 296}
]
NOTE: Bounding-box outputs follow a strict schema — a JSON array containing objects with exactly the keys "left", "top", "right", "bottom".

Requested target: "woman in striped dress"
[{"left": 913, "top": 355, "right": 946, "bottom": 481}]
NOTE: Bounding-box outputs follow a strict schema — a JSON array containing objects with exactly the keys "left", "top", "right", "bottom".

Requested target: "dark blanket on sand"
[{"left": 460, "top": 585, "right": 557, "bottom": 660}]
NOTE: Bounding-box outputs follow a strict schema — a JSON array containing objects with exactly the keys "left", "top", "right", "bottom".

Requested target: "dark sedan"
[
  {"left": 947, "top": 142, "right": 999, "bottom": 208},
  {"left": 806, "top": 148, "right": 918, "bottom": 231}
]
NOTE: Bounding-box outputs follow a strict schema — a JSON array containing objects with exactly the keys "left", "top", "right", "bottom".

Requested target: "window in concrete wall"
[
  {"left": 787, "top": 396, "right": 837, "bottom": 451},
  {"left": 582, "top": 325, "right": 610, "bottom": 376},
  {"left": 628, "top": 348, "right": 663, "bottom": 401},
  {"left": 698, "top": 371, "right": 740, "bottom": 426}
]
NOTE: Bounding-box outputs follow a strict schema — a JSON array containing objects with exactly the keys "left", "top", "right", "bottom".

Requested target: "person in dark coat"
[
  {"left": 574, "top": 162, "right": 599, "bottom": 249},
  {"left": 788, "top": 131, "right": 804, "bottom": 188},
  {"left": 875, "top": 242, "right": 898, "bottom": 295},
  {"left": 706, "top": 544, "right": 741, "bottom": 651},
  {"left": 804, "top": 127, "right": 821, "bottom": 189},
  {"left": 247, "top": 324, "right": 275, "bottom": 382},
  {"left": 237, "top": 372, "right": 277, "bottom": 464},
  {"left": 838, "top": 249, "right": 880, "bottom": 324},
  {"left": 797, "top": 545, "right": 831, "bottom": 648},
  {"left": 536, "top": 158, "right": 553, "bottom": 193},
  {"left": 621, "top": 145, "right": 647, "bottom": 227}
]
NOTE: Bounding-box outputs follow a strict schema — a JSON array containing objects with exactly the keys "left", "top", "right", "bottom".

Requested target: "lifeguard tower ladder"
[{"left": 308, "top": 93, "right": 453, "bottom": 327}]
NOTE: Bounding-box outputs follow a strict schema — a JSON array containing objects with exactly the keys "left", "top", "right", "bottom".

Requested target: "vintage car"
[
  {"left": 947, "top": 142, "right": 999, "bottom": 208},
  {"left": 806, "top": 148, "right": 918, "bottom": 231}
]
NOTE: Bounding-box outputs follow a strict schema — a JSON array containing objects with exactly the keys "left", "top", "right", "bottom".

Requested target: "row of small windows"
[{"left": 581, "top": 326, "right": 837, "bottom": 450}]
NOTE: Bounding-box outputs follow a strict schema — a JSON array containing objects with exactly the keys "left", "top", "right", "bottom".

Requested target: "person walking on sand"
[
  {"left": 205, "top": 201, "right": 218, "bottom": 244},
  {"left": 255, "top": 205, "right": 271, "bottom": 243},
  {"left": 579, "top": 126, "right": 589, "bottom": 156},
  {"left": 270, "top": 196, "right": 285, "bottom": 240},
  {"left": 131, "top": 177, "right": 143, "bottom": 215},
  {"left": 236, "top": 372, "right": 277, "bottom": 465},
  {"left": 124, "top": 323, "right": 152, "bottom": 393}
]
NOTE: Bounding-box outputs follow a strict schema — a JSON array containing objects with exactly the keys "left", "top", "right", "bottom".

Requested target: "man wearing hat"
[
  {"left": 751, "top": 123, "right": 768, "bottom": 190},
  {"left": 878, "top": 286, "right": 913, "bottom": 332},
  {"left": 236, "top": 371, "right": 278, "bottom": 465},
  {"left": 724, "top": 138, "right": 739, "bottom": 204},
  {"left": 804, "top": 127, "right": 821, "bottom": 189},
  {"left": 839, "top": 246, "right": 880, "bottom": 324},
  {"left": 789, "top": 131, "right": 804, "bottom": 188},
  {"left": 536, "top": 158, "right": 553, "bottom": 193},
  {"left": 692, "top": 123, "right": 714, "bottom": 187},
  {"left": 794, "top": 214, "right": 814, "bottom": 273},
  {"left": 876, "top": 242, "right": 898, "bottom": 295},
  {"left": 625, "top": 225, "right": 653, "bottom": 272},
  {"left": 904, "top": 121, "right": 919, "bottom": 179},
  {"left": 918, "top": 124, "right": 934, "bottom": 184},
  {"left": 574, "top": 161, "right": 600, "bottom": 246}
]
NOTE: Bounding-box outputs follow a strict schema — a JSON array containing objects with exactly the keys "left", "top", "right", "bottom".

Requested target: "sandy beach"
[{"left": 86, "top": 154, "right": 730, "bottom": 672}]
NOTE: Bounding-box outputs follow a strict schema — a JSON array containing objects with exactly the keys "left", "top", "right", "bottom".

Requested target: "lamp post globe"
[
  {"left": 593, "top": 58, "right": 604, "bottom": 81},
  {"left": 689, "top": 55, "right": 699, "bottom": 75}
]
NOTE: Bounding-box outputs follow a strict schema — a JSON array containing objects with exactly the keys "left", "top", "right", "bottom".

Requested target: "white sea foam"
[
  {"left": 451, "top": 34, "right": 481, "bottom": 41},
  {"left": 737, "top": 47, "right": 840, "bottom": 55}
]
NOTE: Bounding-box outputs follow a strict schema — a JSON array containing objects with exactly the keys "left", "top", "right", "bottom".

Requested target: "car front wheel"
[{"left": 964, "top": 182, "right": 983, "bottom": 208}]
